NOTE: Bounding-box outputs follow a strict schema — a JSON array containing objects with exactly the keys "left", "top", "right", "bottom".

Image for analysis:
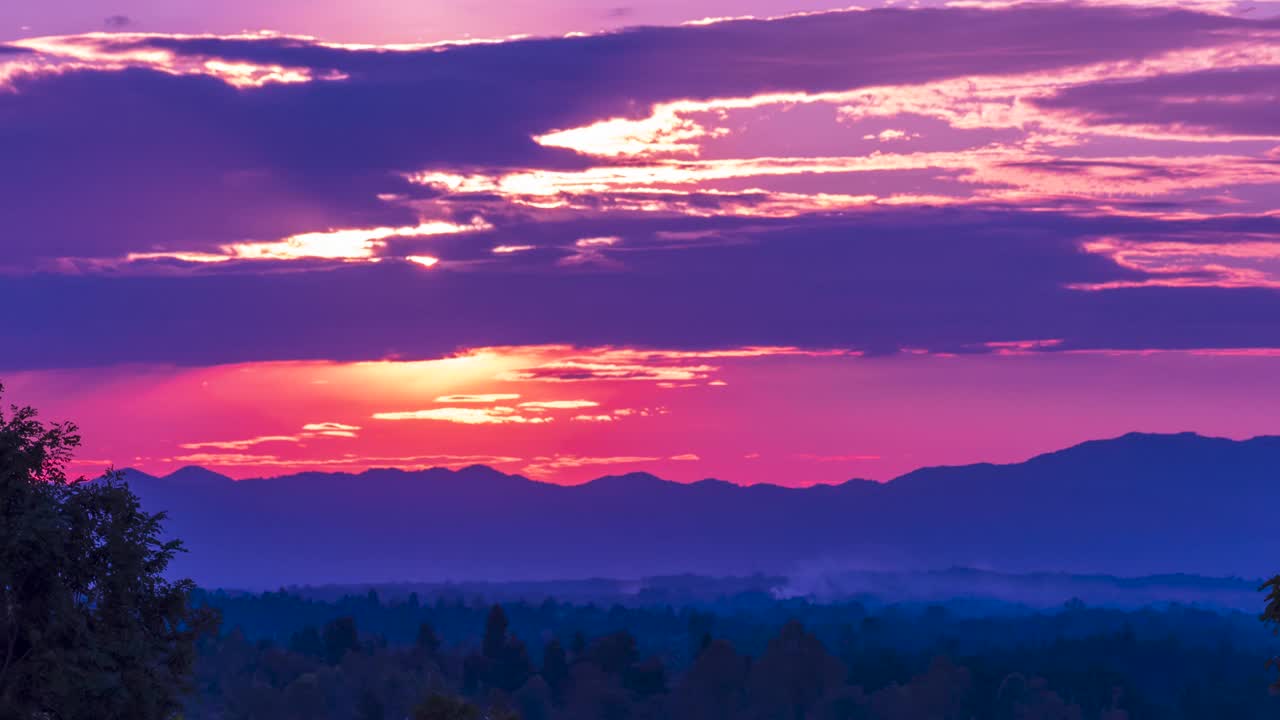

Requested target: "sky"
[{"left": 3, "top": 0, "right": 1280, "bottom": 485}]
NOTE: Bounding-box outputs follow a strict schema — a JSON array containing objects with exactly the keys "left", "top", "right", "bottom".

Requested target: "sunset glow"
[{"left": 3, "top": 0, "right": 1279, "bottom": 485}]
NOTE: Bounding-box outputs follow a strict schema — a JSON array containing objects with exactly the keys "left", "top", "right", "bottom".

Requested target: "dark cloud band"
[{"left": 5, "top": 208, "right": 1279, "bottom": 369}]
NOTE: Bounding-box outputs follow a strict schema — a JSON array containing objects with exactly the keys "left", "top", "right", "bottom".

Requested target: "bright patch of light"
[
  {"left": 575, "top": 236, "right": 620, "bottom": 248},
  {"left": 372, "top": 407, "right": 554, "bottom": 424},
  {"left": 406, "top": 255, "right": 440, "bottom": 268},
  {"left": 123, "top": 219, "right": 487, "bottom": 266},
  {"left": 517, "top": 400, "right": 600, "bottom": 409},
  {"left": 434, "top": 393, "right": 522, "bottom": 403},
  {"left": 535, "top": 104, "right": 725, "bottom": 158}
]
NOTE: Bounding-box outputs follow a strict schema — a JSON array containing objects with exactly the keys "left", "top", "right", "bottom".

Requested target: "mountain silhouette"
[{"left": 120, "top": 432, "right": 1280, "bottom": 588}]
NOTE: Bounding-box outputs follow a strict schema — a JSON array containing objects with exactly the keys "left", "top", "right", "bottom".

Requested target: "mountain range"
[{"left": 120, "top": 432, "right": 1280, "bottom": 589}]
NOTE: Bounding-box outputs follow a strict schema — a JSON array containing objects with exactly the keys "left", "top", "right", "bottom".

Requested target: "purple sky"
[{"left": 3, "top": 0, "right": 1280, "bottom": 484}]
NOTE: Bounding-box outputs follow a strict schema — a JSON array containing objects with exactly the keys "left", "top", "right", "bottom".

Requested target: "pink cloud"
[
  {"left": 179, "top": 435, "right": 302, "bottom": 451},
  {"left": 1072, "top": 236, "right": 1280, "bottom": 290}
]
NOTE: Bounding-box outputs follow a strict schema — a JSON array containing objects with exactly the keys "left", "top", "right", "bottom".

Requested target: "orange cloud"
[
  {"left": 517, "top": 400, "right": 600, "bottom": 409},
  {"left": 371, "top": 407, "right": 554, "bottom": 424},
  {"left": 434, "top": 393, "right": 522, "bottom": 403},
  {"left": 406, "top": 255, "right": 440, "bottom": 268},
  {"left": 122, "top": 219, "right": 487, "bottom": 266}
]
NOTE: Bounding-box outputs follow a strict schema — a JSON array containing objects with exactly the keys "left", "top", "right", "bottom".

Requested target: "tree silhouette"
[
  {"left": 750, "top": 619, "right": 846, "bottom": 720},
  {"left": 587, "top": 631, "right": 639, "bottom": 677},
  {"left": 418, "top": 621, "right": 442, "bottom": 656},
  {"left": 290, "top": 624, "right": 326, "bottom": 658},
  {"left": 1261, "top": 574, "right": 1280, "bottom": 688},
  {"left": 464, "top": 604, "right": 533, "bottom": 695},
  {"left": 542, "top": 638, "right": 571, "bottom": 704},
  {"left": 482, "top": 605, "right": 510, "bottom": 661},
  {"left": 358, "top": 688, "right": 388, "bottom": 720},
  {"left": 413, "top": 693, "right": 481, "bottom": 720},
  {"left": 668, "top": 638, "right": 749, "bottom": 720},
  {"left": 0, "top": 384, "right": 217, "bottom": 717},
  {"left": 323, "top": 616, "right": 360, "bottom": 664},
  {"left": 513, "top": 675, "right": 554, "bottom": 720}
]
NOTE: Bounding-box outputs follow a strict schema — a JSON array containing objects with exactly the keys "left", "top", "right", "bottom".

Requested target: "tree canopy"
[{"left": 0, "top": 384, "right": 216, "bottom": 718}]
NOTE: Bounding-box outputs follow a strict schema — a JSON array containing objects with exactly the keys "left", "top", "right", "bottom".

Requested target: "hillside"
[{"left": 121, "top": 432, "right": 1280, "bottom": 588}]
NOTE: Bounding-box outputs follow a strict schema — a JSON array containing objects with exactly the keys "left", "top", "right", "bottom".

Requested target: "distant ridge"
[
  {"left": 163, "top": 465, "right": 235, "bottom": 484},
  {"left": 120, "top": 433, "right": 1280, "bottom": 588}
]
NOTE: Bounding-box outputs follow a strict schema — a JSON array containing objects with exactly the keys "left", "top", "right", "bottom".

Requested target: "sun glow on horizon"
[{"left": 5, "top": 2, "right": 1280, "bottom": 495}]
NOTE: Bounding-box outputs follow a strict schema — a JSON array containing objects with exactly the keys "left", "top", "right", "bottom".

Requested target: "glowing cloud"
[
  {"left": 575, "top": 236, "right": 620, "bottom": 248},
  {"left": 179, "top": 435, "right": 302, "bottom": 451},
  {"left": 179, "top": 421, "right": 364, "bottom": 449},
  {"left": 863, "top": 129, "right": 916, "bottom": 142},
  {"left": 501, "top": 361, "right": 719, "bottom": 384},
  {"left": 8, "top": 32, "right": 355, "bottom": 89},
  {"left": 371, "top": 407, "right": 553, "bottom": 424},
  {"left": 1073, "top": 236, "right": 1280, "bottom": 289},
  {"left": 233, "top": 222, "right": 483, "bottom": 260},
  {"left": 535, "top": 105, "right": 724, "bottom": 158},
  {"left": 302, "top": 422, "right": 362, "bottom": 431},
  {"left": 124, "top": 220, "right": 487, "bottom": 266},
  {"left": 517, "top": 400, "right": 600, "bottom": 409},
  {"left": 406, "top": 255, "right": 440, "bottom": 268},
  {"left": 523, "top": 454, "right": 661, "bottom": 477},
  {"left": 434, "top": 393, "right": 522, "bottom": 403}
]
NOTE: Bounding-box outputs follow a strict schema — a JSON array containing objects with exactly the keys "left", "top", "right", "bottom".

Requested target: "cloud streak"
[
  {"left": 371, "top": 407, "right": 554, "bottom": 424},
  {"left": 434, "top": 393, "right": 522, "bottom": 403}
]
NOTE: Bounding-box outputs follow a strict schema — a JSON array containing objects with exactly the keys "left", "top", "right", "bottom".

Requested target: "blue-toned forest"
[{"left": 182, "top": 582, "right": 1280, "bottom": 719}]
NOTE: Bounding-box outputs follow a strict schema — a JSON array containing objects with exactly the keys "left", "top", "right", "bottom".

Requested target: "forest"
[{"left": 184, "top": 587, "right": 1280, "bottom": 719}]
